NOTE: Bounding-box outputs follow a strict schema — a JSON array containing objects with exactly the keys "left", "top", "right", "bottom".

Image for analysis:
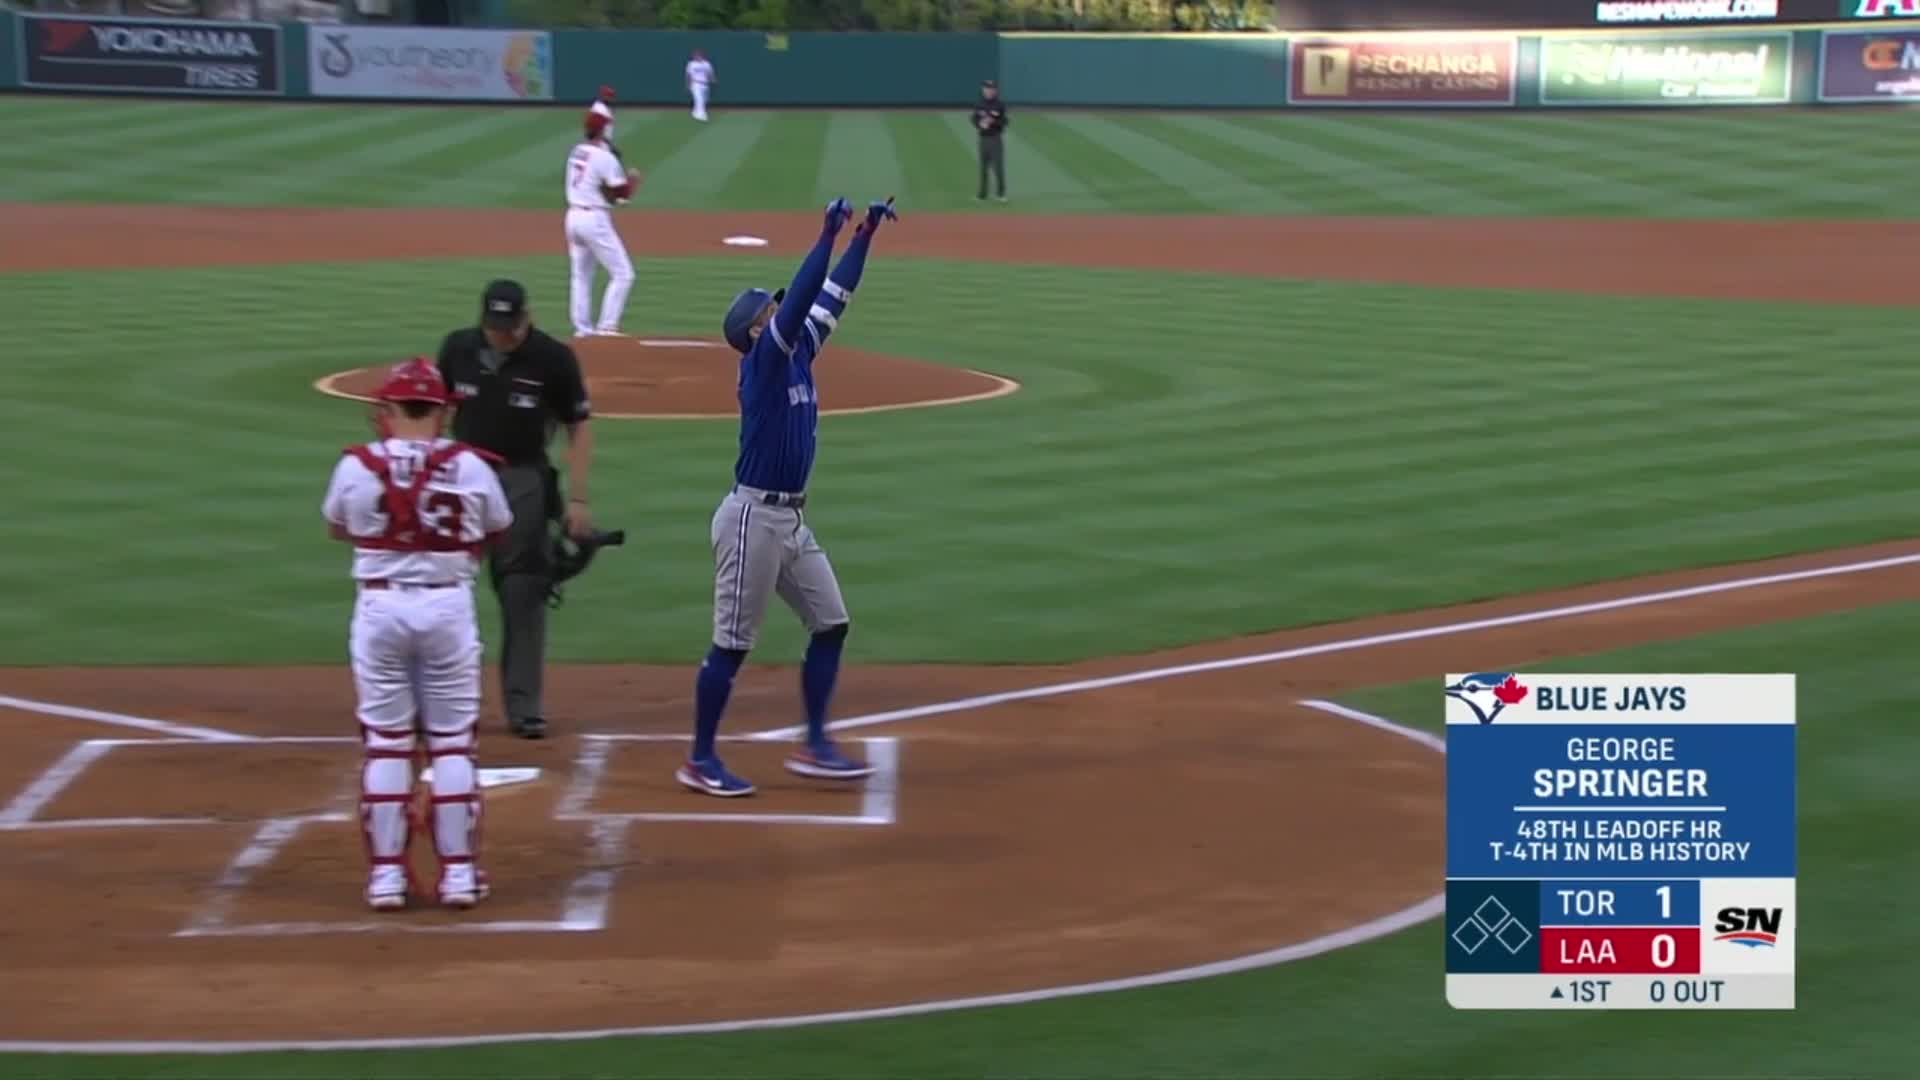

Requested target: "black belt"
[{"left": 737, "top": 486, "right": 806, "bottom": 509}]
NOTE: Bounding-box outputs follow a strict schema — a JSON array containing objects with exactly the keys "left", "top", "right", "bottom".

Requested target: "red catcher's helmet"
[{"left": 375, "top": 357, "right": 449, "bottom": 406}]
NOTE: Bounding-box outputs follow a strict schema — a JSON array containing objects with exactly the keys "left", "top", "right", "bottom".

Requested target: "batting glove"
[
  {"left": 823, "top": 197, "right": 853, "bottom": 235},
  {"left": 864, "top": 198, "right": 899, "bottom": 228}
]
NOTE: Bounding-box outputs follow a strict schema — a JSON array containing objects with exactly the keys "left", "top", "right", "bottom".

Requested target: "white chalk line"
[
  {"left": 312, "top": 364, "right": 1022, "bottom": 420},
  {"left": 754, "top": 549, "right": 1920, "bottom": 740},
  {"left": 0, "top": 735, "right": 360, "bottom": 832},
  {"left": 0, "top": 740, "right": 114, "bottom": 827},
  {"left": 0, "top": 700, "right": 1440, "bottom": 1053},
  {"left": 0, "top": 695, "right": 245, "bottom": 742},
  {"left": 557, "top": 734, "right": 898, "bottom": 826}
]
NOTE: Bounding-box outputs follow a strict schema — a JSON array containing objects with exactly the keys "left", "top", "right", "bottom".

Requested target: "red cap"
[
  {"left": 599, "top": 84, "right": 615, "bottom": 100},
  {"left": 375, "top": 357, "right": 449, "bottom": 406},
  {"left": 585, "top": 111, "right": 609, "bottom": 135}
]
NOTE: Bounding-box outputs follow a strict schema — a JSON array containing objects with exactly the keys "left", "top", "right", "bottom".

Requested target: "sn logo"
[{"left": 1713, "top": 906, "right": 1783, "bottom": 948}]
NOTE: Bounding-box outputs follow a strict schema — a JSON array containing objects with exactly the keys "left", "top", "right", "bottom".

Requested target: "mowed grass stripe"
[
  {"left": 1076, "top": 114, "right": 1285, "bottom": 213},
  {"left": 639, "top": 110, "right": 773, "bottom": 206},
  {"left": 1012, "top": 113, "right": 1208, "bottom": 213},
  {"left": 815, "top": 111, "right": 907, "bottom": 205},
  {"left": 221, "top": 109, "right": 526, "bottom": 206},
  {"left": 714, "top": 110, "right": 830, "bottom": 209},
  {"left": 1196, "top": 115, "right": 1430, "bottom": 214},
  {"left": 885, "top": 111, "right": 980, "bottom": 208}
]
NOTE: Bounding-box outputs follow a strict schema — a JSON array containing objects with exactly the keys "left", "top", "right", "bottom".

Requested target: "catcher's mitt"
[{"left": 548, "top": 527, "right": 626, "bottom": 609}]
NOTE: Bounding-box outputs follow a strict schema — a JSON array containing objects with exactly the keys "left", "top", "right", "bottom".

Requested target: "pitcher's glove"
[{"left": 548, "top": 527, "right": 626, "bottom": 609}]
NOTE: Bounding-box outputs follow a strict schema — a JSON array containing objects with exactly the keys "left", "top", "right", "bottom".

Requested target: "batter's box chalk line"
[
  {"left": 168, "top": 734, "right": 895, "bottom": 938},
  {"left": 559, "top": 733, "right": 900, "bottom": 827},
  {"left": 175, "top": 817, "right": 629, "bottom": 939},
  {"left": 0, "top": 736, "right": 353, "bottom": 833}
]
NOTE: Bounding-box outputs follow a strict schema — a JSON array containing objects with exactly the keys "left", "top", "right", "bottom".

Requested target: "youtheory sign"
[{"left": 308, "top": 27, "right": 552, "bottom": 101}]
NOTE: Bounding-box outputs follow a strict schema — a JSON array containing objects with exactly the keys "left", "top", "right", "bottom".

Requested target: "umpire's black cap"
[{"left": 481, "top": 279, "right": 528, "bottom": 329}]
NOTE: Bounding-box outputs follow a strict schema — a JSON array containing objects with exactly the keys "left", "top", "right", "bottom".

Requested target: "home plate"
[
  {"left": 723, "top": 235, "right": 769, "bottom": 247},
  {"left": 418, "top": 766, "right": 541, "bottom": 789}
]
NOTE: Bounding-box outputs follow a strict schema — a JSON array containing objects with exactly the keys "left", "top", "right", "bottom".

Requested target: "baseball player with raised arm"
[
  {"left": 686, "top": 49, "right": 715, "bottom": 122},
  {"left": 565, "top": 112, "right": 640, "bottom": 338},
  {"left": 322, "top": 358, "right": 513, "bottom": 911},
  {"left": 677, "top": 196, "right": 897, "bottom": 798}
]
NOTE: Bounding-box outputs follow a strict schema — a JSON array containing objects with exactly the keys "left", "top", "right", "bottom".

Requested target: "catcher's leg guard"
[
  {"left": 425, "top": 725, "right": 485, "bottom": 908},
  {"left": 360, "top": 724, "right": 417, "bottom": 910}
]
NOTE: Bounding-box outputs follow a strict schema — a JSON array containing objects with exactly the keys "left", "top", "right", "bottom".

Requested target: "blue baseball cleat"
[
  {"left": 676, "top": 756, "right": 757, "bottom": 798},
  {"left": 785, "top": 740, "right": 875, "bottom": 780}
]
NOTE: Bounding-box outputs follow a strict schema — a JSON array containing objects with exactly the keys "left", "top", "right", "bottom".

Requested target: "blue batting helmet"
[{"left": 722, "top": 287, "right": 785, "bottom": 353}]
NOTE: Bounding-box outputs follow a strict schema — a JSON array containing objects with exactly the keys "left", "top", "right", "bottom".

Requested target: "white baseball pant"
[
  {"left": 351, "top": 583, "right": 485, "bottom": 906},
  {"left": 692, "top": 83, "right": 710, "bottom": 121},
  {"left": 566, "top": 206, "right": 635, "bottom": 336}
]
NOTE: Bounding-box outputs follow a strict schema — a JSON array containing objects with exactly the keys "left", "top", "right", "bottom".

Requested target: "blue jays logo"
[{"left": 1445, "top": 672, "right": 1529, "bottom": 724}]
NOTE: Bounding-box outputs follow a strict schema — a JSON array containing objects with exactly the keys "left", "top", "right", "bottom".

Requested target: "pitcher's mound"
[{"left": 315, "top": 337, "right": 1018, "bottom": 419}]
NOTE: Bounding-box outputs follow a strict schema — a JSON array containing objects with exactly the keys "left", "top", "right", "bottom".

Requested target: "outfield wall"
[{"left": 3, "top": 13, "right": 1918, "bottom": 108}]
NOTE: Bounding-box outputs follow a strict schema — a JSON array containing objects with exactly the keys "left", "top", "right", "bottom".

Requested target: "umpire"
[
  {"left": 972, "top": 78, "right": 1009, "bottom": 203},
  {"left": 437, "top": 280, "right": 597, "bottom": 740}
]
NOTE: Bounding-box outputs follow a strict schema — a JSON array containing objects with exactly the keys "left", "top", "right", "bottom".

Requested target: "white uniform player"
[
  {"left": 565, "top": 113, "right": 639, "bottom": 339},
  {"left": 588, "top": 85, "right": 615, "bottom": 143},
  {"left": 322, "top": 358, "right": 513, "bottom": 912},
  {"left": 687, "top": 50, "right": 715, "bottom": 122}
]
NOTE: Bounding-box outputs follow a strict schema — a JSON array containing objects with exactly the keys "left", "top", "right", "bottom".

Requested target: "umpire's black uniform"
[
  {"left": 973, "top": 79, "right": 1009, "bottom": 202},
  {"left": 436, "top": 280, "right": 593, "bottom": 740}
]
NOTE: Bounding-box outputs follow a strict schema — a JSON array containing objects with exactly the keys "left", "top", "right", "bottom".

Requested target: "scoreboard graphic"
[{"left": 1444, "top": 673, "right": 1795, "bottom": 1009}]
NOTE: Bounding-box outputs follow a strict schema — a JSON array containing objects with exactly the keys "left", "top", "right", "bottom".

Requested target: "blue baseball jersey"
[{"left": 733, "top": 272, "right": 855, "bottom": 493}]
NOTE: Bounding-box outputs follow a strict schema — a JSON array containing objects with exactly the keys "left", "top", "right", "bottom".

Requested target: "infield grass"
[{"left": 1, "top": 257, "right": 1913, "bottom": 665}]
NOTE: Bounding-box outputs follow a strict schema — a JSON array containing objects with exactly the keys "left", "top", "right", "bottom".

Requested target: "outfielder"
[
  {"left": 565, "top": 111, "right": 639, "bottom": 338},
  {"left": 678, "top": 196, "right": 897, "bottom": 797},
  {"left": 686, "top": 49, "right": 715, "bottom": 122},
  {"left": 322, "top": 358, "right": 513, "bottom": 911}
]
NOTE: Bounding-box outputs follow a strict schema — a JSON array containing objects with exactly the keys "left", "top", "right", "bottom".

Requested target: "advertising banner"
[
  {"left": 17, "top": 13, "right": 282, "bottom": 96},
  {"left": 308, "top": 26, "right": 552, "bottom": 101},
  {"left": 1540, "top": 32, "right": 1792, "bottom": 104},
  {"left": 1819, "top": 29, "right": 1920, "bottom": 99},
  {"left": 1289, "top": 36, "right": 1518, "bottom": 106},
  {"left": 1842, "top": 0, "right": 1920, "bottom": 18},
  {"left": 1269, "top": 0, "right": 1829, "bottom": 31},
  {"left": 1593, "top": 0, "right": 1782, "bottom": 24}
]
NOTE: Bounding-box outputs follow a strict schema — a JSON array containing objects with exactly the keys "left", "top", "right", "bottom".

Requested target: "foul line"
[
  {"left": 1, "top": 701, "right": 1439, "bottom": 1053},
  {"left": 0, "top": 695, "right": 245, "bottom": 742},
  {"left": 755, "top": 549, "right": 1920, "bottom": 740}
]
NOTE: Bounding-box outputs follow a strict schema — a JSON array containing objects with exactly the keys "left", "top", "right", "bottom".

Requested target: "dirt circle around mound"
[{"left": 314, "top": 337, "right": 1019, "bottom": 419}]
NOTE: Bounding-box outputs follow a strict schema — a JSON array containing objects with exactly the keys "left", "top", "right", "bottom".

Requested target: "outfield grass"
[
  {"left": 8, "top": 604, "right": 1907, "bottom": 1078},
  {"left": 1, "top": 256, "right": 1912, "bottom": 665},
  {"left": 0, "top": 99, "right": 1912, "bottom": 217}
]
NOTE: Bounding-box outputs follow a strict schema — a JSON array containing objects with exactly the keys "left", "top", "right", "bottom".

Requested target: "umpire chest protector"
[{"left": 436, "top": 327, "right": 587, "bottom": 467}]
